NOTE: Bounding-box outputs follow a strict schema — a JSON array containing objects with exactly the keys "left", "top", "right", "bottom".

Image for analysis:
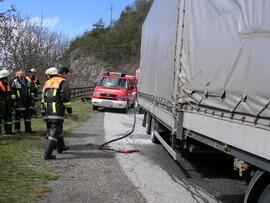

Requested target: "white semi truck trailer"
[{"left": 137, "top": 0, "right": 270, "bottom": 202}]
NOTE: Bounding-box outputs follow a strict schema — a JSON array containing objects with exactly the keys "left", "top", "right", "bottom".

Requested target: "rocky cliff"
[
  {"left": 68, "top": 55, "right": 109, "bottom": 87},
  {"left": 67, "top": 53, "right": 139, "bottom": 87}
]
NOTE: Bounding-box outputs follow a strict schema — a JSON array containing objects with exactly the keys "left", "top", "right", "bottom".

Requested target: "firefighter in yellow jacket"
[{"left": 43, "top": 67, "right": 72, "bottom": 160}]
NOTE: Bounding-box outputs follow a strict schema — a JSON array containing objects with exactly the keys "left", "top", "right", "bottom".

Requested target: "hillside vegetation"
[{"left": 63, "top": 0, "right": 153, "bottom": 75}]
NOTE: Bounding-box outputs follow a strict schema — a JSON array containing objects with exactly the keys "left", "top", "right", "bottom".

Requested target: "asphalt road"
[{"left": 42, "top": 109, "right": 247, "bottom": 203}]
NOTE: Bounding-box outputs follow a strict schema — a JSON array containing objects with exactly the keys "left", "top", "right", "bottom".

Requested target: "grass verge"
[{"left": 0, "top": 100, "right": 93, "bottom": 202}]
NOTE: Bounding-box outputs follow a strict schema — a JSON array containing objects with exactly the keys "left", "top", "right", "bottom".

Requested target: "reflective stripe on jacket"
[
  {"left": 25, "top": 76, "right": 40, "bottom": 97},
  {"left": 0, "top": 79, "right": 12, "bottom": 115},
  {"left": 0, "top": 81, "right": 10, "bottom": 92},
  {"left": 10, "top": 78, "right": 33, "bottom": 109},
  {"left": 43, "top": 76, "right": 71, "bottom": 119}
]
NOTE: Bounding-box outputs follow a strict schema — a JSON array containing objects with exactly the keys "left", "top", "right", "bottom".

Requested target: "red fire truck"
[{"left": 92, "top": 72, "right": 137, "bottom": 113}]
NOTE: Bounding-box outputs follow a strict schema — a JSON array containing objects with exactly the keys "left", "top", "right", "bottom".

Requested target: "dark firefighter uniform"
[
  {"left": 25, "top": 75, "right": 40, "bottom": 116},
  {"left": 41, "top": 86, "right": 49, "bottom": 136},
  {"left": 11, "top": 77, "right": 34, "bottom": 133},
  {"left": 0, "top": 74, "right": 12, "bottom": 134},
  {"left": 43, "top": 75, "right": 72, "bottom": 159}
]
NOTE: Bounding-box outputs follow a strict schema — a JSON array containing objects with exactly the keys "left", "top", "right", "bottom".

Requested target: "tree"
[
  {"left": 5, "top": 16, "right": 68, "bottom": 81},
  {"left": 0, "top": 0, "right": 18, "bottom": 69},
  {"left": 1, "top": 1, "right": 68, "bottom": 83}
]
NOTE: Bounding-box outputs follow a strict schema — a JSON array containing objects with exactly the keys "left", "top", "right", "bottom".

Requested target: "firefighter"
[
  {"left": 0, "top": 69, "right": 13, "bottom": 134},
  {"left": 59, "top": 67, "right": 70, "bottom": 79},
  {"left": 25, "top": 68, "right": 41, "bottom": 116},
  {"left": 41, "top": 68, "right": 52, "bottom": 137},
  {"left": 43, "top": 67, "right": 72, "bottom": 160},
  {"left": 58, "top": 67, "right": 71, "bottom": 151},
  {"left": 11, "top": 70, "right": 35, "bottom": 133}
]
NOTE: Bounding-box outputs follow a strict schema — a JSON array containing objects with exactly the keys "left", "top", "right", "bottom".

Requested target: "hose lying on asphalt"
[{"left": 98, "top": 105, "right": 139, "bottom": 153}]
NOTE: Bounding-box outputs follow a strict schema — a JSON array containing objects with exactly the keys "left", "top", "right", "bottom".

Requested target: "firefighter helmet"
[
  {"left": 0, "top": 69, "right": 10, "bottom": 79},
  {"left": 45, "top": 68, "right": 50, "bottom": 76},
  {"left": 48, "top": 67, "right": 58, "bottom": 75}
]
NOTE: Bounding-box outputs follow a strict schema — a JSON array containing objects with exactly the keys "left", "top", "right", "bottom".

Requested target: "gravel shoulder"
[{"left": 42, "top": 112, "right": 146, "bottom": 203}]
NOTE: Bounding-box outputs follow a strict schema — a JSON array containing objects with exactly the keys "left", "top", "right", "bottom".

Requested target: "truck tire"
[
  {"left": 258, "top": 184, "right": 270, "bottom": 203},
  {"left": 150, "top": 118, "right": 160, "bottom": 144},
  {"left": 145, "top": 113, "right": 151, "bottom": 134},
  {"left": 93, "top": 105, "right": 98, "bottom": 110},
  {"left": 138, "top": 107, "right": 144, "bottom": 114}
]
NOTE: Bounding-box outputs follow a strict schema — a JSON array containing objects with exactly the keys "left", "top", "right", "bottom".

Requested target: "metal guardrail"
[
  {"left": 70, "top": 86, "right": 94, "bottom": 100},
  {"left": 37, "top": 86, "right": 94, "bottom": 101}
]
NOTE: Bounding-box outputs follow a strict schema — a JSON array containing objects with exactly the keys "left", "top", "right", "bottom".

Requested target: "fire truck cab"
[{"left": 92, "top": 72, "right": 137, "bottom": 113}]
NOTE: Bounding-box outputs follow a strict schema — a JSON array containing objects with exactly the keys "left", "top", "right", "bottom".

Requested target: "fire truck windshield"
[{"left": 100, "top": 77, "right": 128, "bottom": 89}]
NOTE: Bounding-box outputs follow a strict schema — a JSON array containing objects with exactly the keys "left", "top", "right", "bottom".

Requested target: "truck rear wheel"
[
  {"left": 150, "top": 118, "right": 160, "bottom": 144},
  {"left": 93, "top": 105, "right": 98, "bottom": 110},
  {"left": 145, "top": 113, "right": 151, "bottom": 134},
  {"left": 258, "top": 184, "right": 270, "bottom": 203},
  {"left": 138, "top": 107, "right": 144, "bottom": 114}
]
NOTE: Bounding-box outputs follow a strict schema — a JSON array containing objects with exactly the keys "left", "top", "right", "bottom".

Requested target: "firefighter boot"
[
  {"left": 14, "top": 120, "right": 21, "bottom": 133},
  {"left": 57, "top": 136, "right": 69, "bottom": 153},
  {"left": 25, "top": 120, "right": 35, "bottom": 134},
  {"left": 5, "top": 122, "right": 13, "bottom": 134},
  {"left": 44, "top": 139, "right": 57, "bottom": 160},
  {"left": 14, "top": 112, "right": 21, "bottom": 133}
]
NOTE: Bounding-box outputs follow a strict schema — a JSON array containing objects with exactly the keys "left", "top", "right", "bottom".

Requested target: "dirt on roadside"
[{"left": 41, "top": 112, "right": 146, "bottom": 203}]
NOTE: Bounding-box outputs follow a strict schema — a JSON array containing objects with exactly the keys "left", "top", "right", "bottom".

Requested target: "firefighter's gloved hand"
[{"left": 67, "top": 107, "right": 72, "bottom": 115}]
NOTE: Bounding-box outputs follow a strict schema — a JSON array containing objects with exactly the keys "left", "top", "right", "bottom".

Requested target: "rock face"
[
  {"left": 68, "top": 55, "right": 109, "bottom": 87},
  {"left": 67, "top": 51, "right": 139, "bottom": 87}
]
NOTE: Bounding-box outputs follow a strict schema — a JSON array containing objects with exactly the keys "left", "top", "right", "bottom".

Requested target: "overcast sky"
[{"left": 2, "top": 0, "right": 135, "bottom": 39}]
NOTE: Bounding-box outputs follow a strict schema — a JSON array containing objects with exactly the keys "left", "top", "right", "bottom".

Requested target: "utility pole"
[{"left": 110, "top": 4, "right": 113, "bottom": 28}]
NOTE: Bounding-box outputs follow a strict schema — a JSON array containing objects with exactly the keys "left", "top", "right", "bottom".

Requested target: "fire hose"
[{"left": 98, "top": 105, "right": 139, "bottom": 153}]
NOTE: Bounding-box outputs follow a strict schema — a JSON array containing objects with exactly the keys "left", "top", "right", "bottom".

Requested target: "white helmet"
[
  {"left": 0, "top": 69, "right": 10, "bottom": 79},
  {"left": 45, "top": 68, "right": 50, "bottom": 76},
  {"left": 30, "top": 68, "right": 37, "bottom": 73},
  {"left": 47, "top": 67, "right": 58, "bottom": 75}
]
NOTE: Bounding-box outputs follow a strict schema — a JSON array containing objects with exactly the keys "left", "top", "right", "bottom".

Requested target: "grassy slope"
[{"left": 0, "top": 100, "right": 93, "bottom": 202}]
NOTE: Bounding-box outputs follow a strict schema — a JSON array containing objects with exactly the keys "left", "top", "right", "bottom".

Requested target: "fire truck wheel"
[
  {"left": 121, "top": 103, "right": 128, "bottom": 113},
  {"left": 93, "top": 105, "right": 98, "bottom": 110},
  {"left": 130, "top": 101, "right": 135, "bottom": 108}
]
